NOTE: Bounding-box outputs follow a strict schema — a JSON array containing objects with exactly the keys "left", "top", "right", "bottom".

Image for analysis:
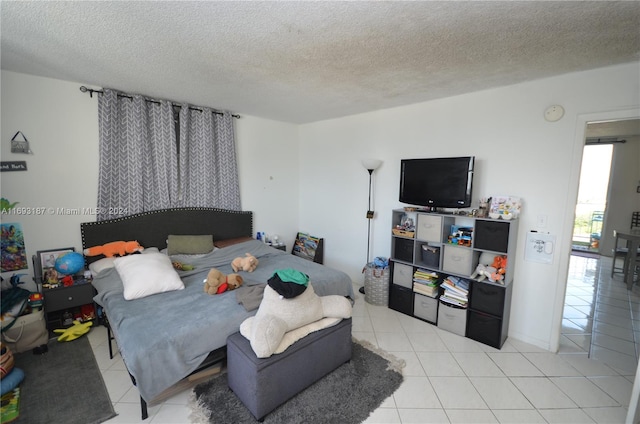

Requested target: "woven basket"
[
  {"left": 0, "top": 342, "right": 15, "bottom": 378},
  {"left": 392, "top": 228, "right": 415, "bottom": 238},
  {"left": 363, "top": 265, "right": 390, "bottom": 306}
]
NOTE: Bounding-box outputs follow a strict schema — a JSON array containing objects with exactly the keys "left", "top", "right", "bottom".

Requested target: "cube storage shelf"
[{"left": 389, "top": 209, "right": 518, "bottom": 349}]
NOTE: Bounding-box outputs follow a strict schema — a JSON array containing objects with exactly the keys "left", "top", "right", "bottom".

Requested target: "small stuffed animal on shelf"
[
  {"left": 231, "top": 253, "right": 259, "bottom": 273},
  {"left": 203, "top": 268, "right": 244, "bottom": 295},
  {"left": 470, "top": 254, "right": 507, "bottom": 284},
  {"left": 489, "top": 255, "right": 507, "bottom": 283}
]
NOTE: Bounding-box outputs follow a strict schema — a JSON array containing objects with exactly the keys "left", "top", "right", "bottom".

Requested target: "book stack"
[
  {"left": 440, "top": 276, "right": 469, "bottom": 307},
  {"left": 413, "top": 268, "right": 439, "bottom": 298}
]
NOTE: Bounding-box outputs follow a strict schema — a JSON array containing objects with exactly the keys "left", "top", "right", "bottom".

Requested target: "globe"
[{"left": 55, "top": 252, "right": 84, "bottom": 275}]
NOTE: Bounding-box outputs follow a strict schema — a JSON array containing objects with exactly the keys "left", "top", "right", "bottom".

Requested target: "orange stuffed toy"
[
  {"left": 490, "top": 255, "right": 507, "bottom": 283},
  {"left": 83, "top": 241, "right": 144, "bottom": 258}
]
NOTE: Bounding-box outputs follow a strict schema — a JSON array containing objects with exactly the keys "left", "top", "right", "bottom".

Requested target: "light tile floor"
[
  {"left": 561, "top": 253, "right": 640, "bottom": 375},
  {"left": 90, "top": 254, "right": 637, "bottom": 423}
]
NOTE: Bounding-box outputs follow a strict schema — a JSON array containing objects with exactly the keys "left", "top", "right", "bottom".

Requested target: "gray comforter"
[{"left": 91, "top": 240, "right": 354, "bottom": 402}]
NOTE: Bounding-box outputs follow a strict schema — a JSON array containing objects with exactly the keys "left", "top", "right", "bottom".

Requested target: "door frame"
[{"left": 551, "top": 106, "right": 640, "bottom": 353}]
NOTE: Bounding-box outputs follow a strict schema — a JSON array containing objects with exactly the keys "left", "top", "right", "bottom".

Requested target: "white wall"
[
  {"left": 298, "top": 62, "right": 640, "bottom": 350},
  {"left": 0, "top": 70, "right": 300, "bottom": 290},
  {"left": 235, "top": 115, "right": 300, "bottom": 248},
  {"left": 3, "top": 63, "right": 639, "bottom": 350},
  {"left": 1, "top": 72, "right": 99, "bottom": 290}
]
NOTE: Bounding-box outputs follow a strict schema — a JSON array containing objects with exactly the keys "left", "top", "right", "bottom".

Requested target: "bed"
[{"left": 80, "top": 207, "right": 354, "bottom": 411}]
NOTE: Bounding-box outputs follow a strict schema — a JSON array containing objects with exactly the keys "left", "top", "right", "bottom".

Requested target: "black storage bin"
[
  {"left": 389, "top": 284, "right": 413, "bottom": 316},
  {"left": 469, "top": 282, "right": 506, "bottom": 317},
  {"left": 466, "top": 310, "right": 504, "bottom": 348},
  {"left": 474, "top": 220, "right": 510, "bottom": 253},
  {"left": 393, "top": 238, "right": 414, "bottom": 263},
  {"left": 421, "top": 245, "right": 440, "bottom": 268}
]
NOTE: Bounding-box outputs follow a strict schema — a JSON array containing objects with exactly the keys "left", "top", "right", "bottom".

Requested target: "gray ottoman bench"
[{"left": 226, "top": 318, "right": 352, "bottom": 421}]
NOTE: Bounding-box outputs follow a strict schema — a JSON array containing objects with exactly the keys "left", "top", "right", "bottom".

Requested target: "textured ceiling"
[{"left": 2, "top": 1, "right": 639, "bottom": 124}]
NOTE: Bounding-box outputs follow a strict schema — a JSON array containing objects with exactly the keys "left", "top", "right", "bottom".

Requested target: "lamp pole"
[
  {"left": 366, "top": 168, "right": 374, "bottom": 264},
  {"left": 360, "top": 159, "right": 382, "bottom": 295}
]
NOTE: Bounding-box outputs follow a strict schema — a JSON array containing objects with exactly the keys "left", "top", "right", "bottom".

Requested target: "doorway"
[
  {"left": 571, "top": 144, "right": 613, "bottom": 254},
  {"left": 561, "top": 117, "right": 640, "bottom": 363},
  {"left": 557, "top": 112, "right": 640, "bottom": 424}
]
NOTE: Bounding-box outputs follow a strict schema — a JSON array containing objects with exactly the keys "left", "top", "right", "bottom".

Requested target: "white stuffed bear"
[
  {"left": 470, "top": 251, "right": 496, "bottom": 282},
  {"left": 240, "top": 283, "right": 352, "bottom": 358}
]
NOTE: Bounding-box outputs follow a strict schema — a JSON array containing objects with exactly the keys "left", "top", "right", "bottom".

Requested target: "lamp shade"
[{"left": 361, "top": 159, "right": 382, "bottom": 171}]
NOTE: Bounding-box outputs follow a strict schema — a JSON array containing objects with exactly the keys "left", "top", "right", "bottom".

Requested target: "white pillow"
[
  {"left": 88, "top": 247, "right": 160, "bottom": 275},
  {"left": 89, "top": 257, "right": 116, "bottom": 275},
  {"left": 114, "top": 252, "right": 184, "bottom": 300}
]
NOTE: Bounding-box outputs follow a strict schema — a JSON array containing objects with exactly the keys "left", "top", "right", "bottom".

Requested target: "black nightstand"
[
  {"left": 270, "top": 244, "right": 286, "bottom": 251},
  {"left": 42, "top": 281, "right": 96, "bottom": 330}
]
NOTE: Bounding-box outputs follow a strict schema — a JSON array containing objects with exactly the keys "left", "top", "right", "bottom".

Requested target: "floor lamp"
[{"left": 360, "top": 159, "right": 382, "bottom": 294}]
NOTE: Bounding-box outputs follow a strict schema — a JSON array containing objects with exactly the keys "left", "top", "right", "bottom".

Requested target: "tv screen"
[{"left": 399, "top": 156, "right": 475, "bottom": 208}]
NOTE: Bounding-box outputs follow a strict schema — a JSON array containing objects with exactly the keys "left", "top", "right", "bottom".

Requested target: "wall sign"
[
  {"left": 0, "top": 161, "right": 28, "bottom": 172},
  {"left": 524, "top": 231, "right": 556, "bottom": 265}
]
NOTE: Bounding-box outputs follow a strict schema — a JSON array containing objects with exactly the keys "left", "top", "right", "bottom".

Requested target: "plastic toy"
[
  {"left": 54, "top": 320, "right": 93, "bottom": 342},
  {"left": 28, "top": 293, "right": 43, "bottom": 310},
  {"left": 43, "top": 268, "right": 60, "bottom": 288},
  {"left": 61, "top": 275, "right": 74, "bottom": 287},
  {"left": 80, "top": 304, "right": 96, "bottom": 321},
  {"left": 1, "top": 274, "right": 26, "bottom": 291}
]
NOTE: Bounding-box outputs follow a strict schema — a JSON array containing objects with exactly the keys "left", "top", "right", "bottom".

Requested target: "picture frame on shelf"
[{"left": 36, "top": 247, "right": 75, "bottom": 288}]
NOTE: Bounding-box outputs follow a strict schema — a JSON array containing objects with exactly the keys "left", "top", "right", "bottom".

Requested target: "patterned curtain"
[
  {"left": 97, "top": 89, "right": 178, "bottom": 220},
  {"left": 178, "top": 106, "right": 240, "bottom": 210}
]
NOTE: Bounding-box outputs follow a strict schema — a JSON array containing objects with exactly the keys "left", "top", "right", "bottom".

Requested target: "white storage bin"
[
  {"left": 392, "top": 263, "right": 413, "bottom": 289},
  {"left": 437, "top": 301, "right": 467, "bottom": 337},
  {"left": 442, "top": 245, "right": 474, "bottom": 275},
  {"left": 416, "top": 214, "right": 442, "bottom": 242},
  {"left": 414, "top": 293, "right": 438, "bottom": 323}
]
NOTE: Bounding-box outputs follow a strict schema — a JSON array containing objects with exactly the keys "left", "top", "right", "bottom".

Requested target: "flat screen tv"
[{"left": 399, "top": 156, "right": 475, "bottom": 208}]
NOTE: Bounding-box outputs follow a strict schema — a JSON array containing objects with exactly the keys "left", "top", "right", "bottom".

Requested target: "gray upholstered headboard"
[{"left": 80, "top": 207, "right": 253, "bottom": 264}]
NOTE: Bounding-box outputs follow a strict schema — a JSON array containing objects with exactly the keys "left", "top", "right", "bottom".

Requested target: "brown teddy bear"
[
  {"left": 231, "top": 253, "right": 259, "bottom": 273},
  {"left": 203, "top": 267, "right": 244, "bottom": 295}
]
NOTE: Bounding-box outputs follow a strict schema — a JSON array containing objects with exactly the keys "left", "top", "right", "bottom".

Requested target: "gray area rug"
[
  {"left": 12, "top": 335, "right": 116, "bottom": 424},
  {"left": 189, "top": 339, "right": 404, "bottom": 423}
]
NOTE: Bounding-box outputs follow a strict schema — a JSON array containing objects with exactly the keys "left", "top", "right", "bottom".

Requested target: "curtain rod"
[
  {"left": 585, "top": 137, "right": 626, "bottom": 145},
  {"left": 79, "top": 86, "right": 240, "bottom": 119}
]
